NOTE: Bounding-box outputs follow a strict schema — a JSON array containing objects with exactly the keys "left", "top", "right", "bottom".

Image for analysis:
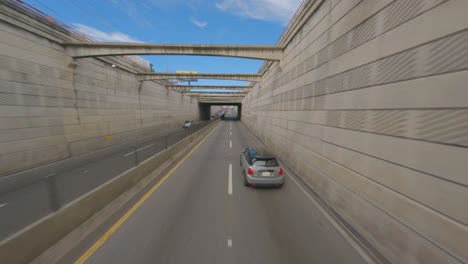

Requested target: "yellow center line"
[{"left": 75, "top": 122, "right": 221, "bottom": 264}]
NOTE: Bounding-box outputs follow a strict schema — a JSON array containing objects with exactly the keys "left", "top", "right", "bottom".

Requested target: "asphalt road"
[
  {"left": 0, "top": 120, "right": 210, "bottom": 240},
  {"left": 66, "top": 120, "right": 368, "bottom": 264}
]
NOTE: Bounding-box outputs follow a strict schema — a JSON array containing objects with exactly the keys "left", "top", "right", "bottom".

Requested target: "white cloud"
[
  {"left": 73, "top": 23, "right": 142, "bottom": 42},
  {"left": 215, "top": 0, "right": 303, "bottom": 25},
  {"left": 191, "top": 17, "right": 208, "bottom": 29}
]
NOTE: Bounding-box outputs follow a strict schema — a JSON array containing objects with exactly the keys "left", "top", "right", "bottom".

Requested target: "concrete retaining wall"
[
  {"left": 0, "top": 3, "right": 198, "bottom": 176},
  {"left": 0, "top": 119, "right": 219, "bottom": 264},
  {"left": 242, "top": 0, "right": 468, "bottom": 263}
]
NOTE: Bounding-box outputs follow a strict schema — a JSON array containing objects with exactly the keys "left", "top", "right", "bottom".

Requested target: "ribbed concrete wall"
[
  {"left": 242, "top": 0, "right": 468, "bottom": 263},
  {"left": 0, "top": 4, "right": 198, "bottom": 176}
]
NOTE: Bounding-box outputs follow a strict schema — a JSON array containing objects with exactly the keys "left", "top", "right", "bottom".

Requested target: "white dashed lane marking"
[{"left": 228, "top": 164, "right": 233, "bottom": 195}]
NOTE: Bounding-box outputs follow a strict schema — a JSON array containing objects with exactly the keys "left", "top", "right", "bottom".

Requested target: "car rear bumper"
[{"left": 246, "top": 175, "right": 284, "bottom": 186}]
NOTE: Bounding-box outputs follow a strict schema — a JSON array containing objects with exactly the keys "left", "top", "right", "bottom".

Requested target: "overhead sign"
[{"left": 176, "top": 71, "right": 198, "bottom": 83}]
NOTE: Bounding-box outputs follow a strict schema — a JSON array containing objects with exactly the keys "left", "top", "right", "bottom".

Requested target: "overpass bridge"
[
  {"left": 185, "top": 92, "right": 248, "bottom": 97},
  {"left": 64, "top": 42, "right": 284, "bottom": 61},
  {"left": 137, "top": 72, "right": 262, "bottom": 82},
  {"left": 1, "top": 1, "right": 467, "bottom": 264},
  {"left": 168, "top": 85, "right": 253, "bottom": 92}
]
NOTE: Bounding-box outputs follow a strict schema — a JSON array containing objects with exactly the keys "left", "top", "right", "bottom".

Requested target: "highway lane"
[
  {"left": 68, "top": 120, "right": 368, "bottom": 264},
  {"left": 0, "top": 120, "right": 210, "bottom": 240}
]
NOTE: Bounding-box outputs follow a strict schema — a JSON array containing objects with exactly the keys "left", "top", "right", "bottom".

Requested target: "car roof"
[{"left": 248, "top": 147, "right": 275, "bottom": 159}]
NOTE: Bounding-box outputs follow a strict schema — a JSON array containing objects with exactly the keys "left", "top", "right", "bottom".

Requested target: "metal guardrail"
[
  {"left": 8, "top": 0, "right": 94, "bottom": 41},
  {"left": 0, "top": 119, "right": 217, "bottom": 240}
]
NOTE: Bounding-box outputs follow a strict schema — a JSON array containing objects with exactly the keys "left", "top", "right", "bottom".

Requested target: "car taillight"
[
  {"left": 279, "top": 168, "right": 283, "bottom": 176},
  {"left": 247, "top": 167, "right": 254, "bottom": 176}
]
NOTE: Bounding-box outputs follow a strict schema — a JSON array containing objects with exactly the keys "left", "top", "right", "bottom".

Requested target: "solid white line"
[
  {"left": 124, "top": 151, "right": 135, "bottom": 157},
  {"left": 0, "top": 203, "right": 7, "bottom": 208},
  {"left": 137, "top": 143, "right": 154, "bottom": 152},
  {"left": 228, "top": 164, "right": 233, "bottom": 195},
  {"left": 230, "top": 140, "right": 232, "bottom": 149},
  {"left": 45, "top": 173, "right": 56, "bottom": 178},
  {"left": 124, "top": 143, "right": 154, "bottom": 157},
  {"left": 227, "top": 239, "right": 232, "bottom": 248}
]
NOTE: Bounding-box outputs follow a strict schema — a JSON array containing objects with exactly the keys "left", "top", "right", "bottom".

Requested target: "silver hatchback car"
[{"left": 240, "top": 147, "right": 284, "bottom": 187}]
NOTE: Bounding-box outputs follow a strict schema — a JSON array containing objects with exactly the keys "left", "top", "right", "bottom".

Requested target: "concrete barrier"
[{"left": 0, "top": 120, "right": 220, "bottom": 264}]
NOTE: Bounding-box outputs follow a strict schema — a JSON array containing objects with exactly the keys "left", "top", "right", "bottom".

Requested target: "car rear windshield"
[{"left": 254, "top": 158, "right": 279, "bottom": 167}]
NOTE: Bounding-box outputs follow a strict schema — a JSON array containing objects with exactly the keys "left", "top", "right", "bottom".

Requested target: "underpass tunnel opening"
[{"left": 198, "top": 103, "right": 242, "bottom": 121}]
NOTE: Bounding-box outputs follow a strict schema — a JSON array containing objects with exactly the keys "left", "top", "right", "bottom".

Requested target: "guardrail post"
[
  {"left": 45, "top": 173, "right": 60, "bottom": 211},
  {"left": 133, "top": 145, "right": 139, "bottom": 166}
]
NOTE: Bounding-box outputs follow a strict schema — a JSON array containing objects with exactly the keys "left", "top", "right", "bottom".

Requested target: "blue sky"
[{"left": 23, "top": 0, "right": 302, "bottom": 86}]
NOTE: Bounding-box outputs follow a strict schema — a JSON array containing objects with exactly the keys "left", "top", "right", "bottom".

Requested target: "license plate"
[{"left": 262, "top": 172, "right": 271, "bottom": 176}]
